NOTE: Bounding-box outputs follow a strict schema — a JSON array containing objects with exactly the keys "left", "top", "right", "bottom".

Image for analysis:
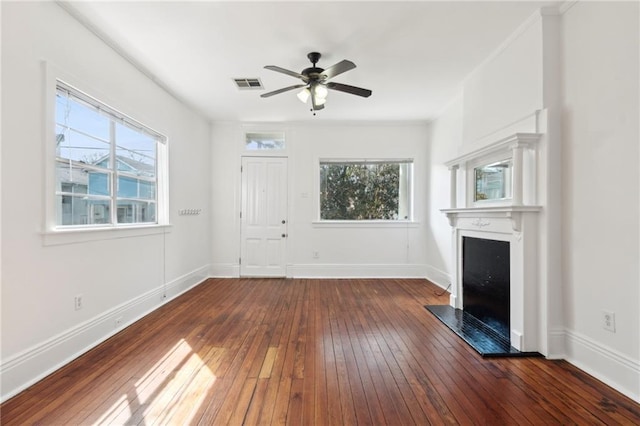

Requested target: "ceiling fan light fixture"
[
  {"left": 261, "top": 52, "right": 371, "bottom": 115},
  {"left": 297, "top": 87, "right": 310, "bottom": 103},
  {"left": 312, "top": 83, "right": 328, "bottom": 100}
]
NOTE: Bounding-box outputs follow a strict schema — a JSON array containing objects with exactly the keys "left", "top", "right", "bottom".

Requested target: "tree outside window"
[{"left": 320, "top": 160, "right": 412, "bottom": 221}]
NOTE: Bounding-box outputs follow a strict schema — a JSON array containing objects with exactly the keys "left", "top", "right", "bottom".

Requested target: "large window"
[
  {"left": 55, "top": 82, "right": 165, "bottom": 227},
  {"left": 319, "top": 160, "right": 413, "bottom": 221}
]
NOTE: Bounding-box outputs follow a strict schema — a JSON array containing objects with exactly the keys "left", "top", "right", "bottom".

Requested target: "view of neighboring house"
[{"left": 57, "top": 154, "right": 156, "bottom": 225}]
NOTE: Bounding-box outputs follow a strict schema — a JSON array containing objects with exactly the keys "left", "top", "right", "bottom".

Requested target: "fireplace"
[
  {"left": 462, "top": 237, "right": 510, "bottom": 340},
  {"left": 440, "top": 132, "right": 543, "bottom": 353}
]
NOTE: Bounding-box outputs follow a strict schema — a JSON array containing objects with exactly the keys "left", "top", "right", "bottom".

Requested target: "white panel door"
[{"left": 240, "top": 157, "right": 288, "bottom": 277}]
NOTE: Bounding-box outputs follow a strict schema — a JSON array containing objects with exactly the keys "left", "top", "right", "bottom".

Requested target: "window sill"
[
  {"left": 312, "top": 220, "right": 419, "bottom": 229},
  {"left": 42, "top": 223, "right": 172, "bottom": 246}
]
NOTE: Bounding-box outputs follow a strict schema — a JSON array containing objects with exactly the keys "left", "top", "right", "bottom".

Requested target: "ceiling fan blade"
[
  {"left": 326, "top": 82, "right": 372, "bottom": 98},
  {"left": 260, "top": 84, "right": 306, "bottom": 98},
  {"left": 264, "top": 65, "right": 306, "bottom": 80},
  {"left": 320, "top": 60, "right": 356, "bottom": 80}
]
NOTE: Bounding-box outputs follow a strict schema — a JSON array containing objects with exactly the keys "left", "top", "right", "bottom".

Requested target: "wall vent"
[{"left": 233, "top": 78, "right": 263, "bottom": 90}]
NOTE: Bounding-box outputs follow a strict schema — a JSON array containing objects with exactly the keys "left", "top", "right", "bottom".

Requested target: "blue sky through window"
[{"left": 56, "top": 90, "right": 157, "bottom": 170}]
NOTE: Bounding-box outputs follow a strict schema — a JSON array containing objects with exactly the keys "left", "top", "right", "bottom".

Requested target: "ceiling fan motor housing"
[
  {"left": 302, "top": 67, "right": 324, "bottom": 81},
  {"left": 303, "top": 52, "right": 324, "bottom": 81},
  {"left": 307, "top": 51, "right": 321, "bottom": 65}
]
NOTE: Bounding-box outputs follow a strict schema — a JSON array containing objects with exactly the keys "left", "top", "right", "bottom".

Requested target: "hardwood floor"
[{"left": 2, "top": 278, "right": 639, "bottom": 425}]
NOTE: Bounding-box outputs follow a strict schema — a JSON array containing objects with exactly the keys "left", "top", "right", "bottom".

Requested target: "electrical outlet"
[
  {"left": 602, "top": 310, "right": 616, "bottom": 332},
  {"left": 312, "top": 251, "right": 320, "bottom": 259},
  {"left": 74, "top": 294, "right": 83, "bottom": 311}
]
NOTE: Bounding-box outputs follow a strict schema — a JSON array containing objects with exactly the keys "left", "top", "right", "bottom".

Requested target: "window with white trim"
[
  {"left": 319, "top": 159, "right": 413, "bottom": 221},
  {"left": 55, "top": 82, "right": 166, "bottom": 227}
]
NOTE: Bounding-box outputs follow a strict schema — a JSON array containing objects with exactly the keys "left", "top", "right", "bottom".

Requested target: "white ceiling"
[{"left": 63, "top": 1, "right": 560, "bottom": 123}]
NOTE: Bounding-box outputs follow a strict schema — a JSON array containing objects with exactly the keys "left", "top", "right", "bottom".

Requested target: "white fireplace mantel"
[
  {"left": 441, "top": 205, "right": 542, "bottom": 232},
  {"left": 441, "top": 132, "right": 543, "bottom": 353}
]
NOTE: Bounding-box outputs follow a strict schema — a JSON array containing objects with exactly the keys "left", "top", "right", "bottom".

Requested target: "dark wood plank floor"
[{"left": 2, "top": 278, "right": 639, "bottom": 425}]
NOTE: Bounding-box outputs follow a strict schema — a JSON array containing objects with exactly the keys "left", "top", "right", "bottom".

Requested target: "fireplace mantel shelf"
[{"left": 441, "top": 205, "right": 542, "bottom": 232}]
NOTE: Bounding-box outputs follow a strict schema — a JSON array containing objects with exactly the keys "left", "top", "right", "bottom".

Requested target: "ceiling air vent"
[{"left": 233, "top": 78, "right": 263, "bottom": 90}]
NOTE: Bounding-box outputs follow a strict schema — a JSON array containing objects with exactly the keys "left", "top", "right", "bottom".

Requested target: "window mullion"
[{"left": 109, "top": 119, "right": 117, "bottom": 226}]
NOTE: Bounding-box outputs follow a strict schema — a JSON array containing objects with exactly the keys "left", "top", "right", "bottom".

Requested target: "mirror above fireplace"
[
  {"left": 474, "top": 159, "right": 513, "bottom": 202},
  {"left": 445, "top": 132, "right": 541, "bottom": 209}
]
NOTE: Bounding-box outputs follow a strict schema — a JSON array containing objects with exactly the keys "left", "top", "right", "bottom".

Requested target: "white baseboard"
[
  {"left": 286, "top": 263, "right": 427, "bottom": 278},
  {"left": 164, "top": 264, "right": 211, "bottom": 300},
  {"left": 424, "top": 264, "right": 451, "bottom": 290},
  {"left": 209, "top": 263, "right": 240, "bottom": 278},
  {"left": 0, "top": 264, "right": 210, "bottom": 403},
  {"left": 564, "top": 329, "right": 640, "bottom": 402},
  {"left": 545, "top": 328, "right": 566, "bottom": 359}
]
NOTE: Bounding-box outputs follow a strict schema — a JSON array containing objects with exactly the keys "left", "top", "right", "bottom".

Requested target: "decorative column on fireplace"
[{"left": 441, "top": 133, "right": 542, "bottom": 352}]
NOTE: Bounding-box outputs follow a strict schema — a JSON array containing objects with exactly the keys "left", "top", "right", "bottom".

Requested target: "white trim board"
[
  {"left": 0, "top": 264, "right": 210, "bottom": 403},
  {"left": 210, "top": 263, "right": 430, "bottom": 280},
  {"left": 564, "top": 329, "right": 640, "bottom": 403},
  {"left": 287, "top": 263, "right": 428, "bottom": 279},
  {"left": 209, "top": 263, "right": 241, "bottom": 278},
  {"left": 546, "top": 328, "right": 567, "bottom": 360},
  {"left": 425, "top": 265, "right": 451, "bottom": 291}
]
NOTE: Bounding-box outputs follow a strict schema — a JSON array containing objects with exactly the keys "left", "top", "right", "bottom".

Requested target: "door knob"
[
  {"left": 282, "top": 233, "right": 287, "bottom": 238},
  {"left": 282, "top": 220, "right": 286, "bottom": 224}
]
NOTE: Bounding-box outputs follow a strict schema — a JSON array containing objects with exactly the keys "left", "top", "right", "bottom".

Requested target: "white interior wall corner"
[{"left": 1, "top": 2, "right": 212, "bottom": 401}]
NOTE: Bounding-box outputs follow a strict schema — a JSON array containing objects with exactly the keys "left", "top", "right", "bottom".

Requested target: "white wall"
[
  {"left": 1, "top": 2, "right": 212, "bottom": 401},
  {"left": 210, "top": 122, "right": 242, "bottom": 276},
  {"left": 462, "top": 13, "right": 544, "bottom": 150},
  {"left": 427, "top": 2, "right": 640, "bottom": 401},
  {"left": 561, "top": 1, "right": 639, "bottom": 400},
  {"left": 425, "top": 96, "right": 463, "bottom": 287},
  {"left": 210, "top": 121, "right": 431, "bottom": 279}
]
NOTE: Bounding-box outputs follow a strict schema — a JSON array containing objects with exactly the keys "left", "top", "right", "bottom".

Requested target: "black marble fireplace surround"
[
  {"left": 426, "top": 236, "right": 540, "bottom": 357},
  {"left": 462, "top": 236, "right": 510, "bottom": 340}
]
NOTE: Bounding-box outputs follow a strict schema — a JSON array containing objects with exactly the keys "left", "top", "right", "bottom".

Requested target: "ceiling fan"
[{"left": 261, "top": 52, "right": 372, "bottom": 114}]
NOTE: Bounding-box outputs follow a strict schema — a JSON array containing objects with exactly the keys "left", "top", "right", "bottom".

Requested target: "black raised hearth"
[
  {"left": 424, "top": 305, "right": 540, "bottom": 357},
  {"left": 425, "top": 236, "right": 540, "bottom": 357}
]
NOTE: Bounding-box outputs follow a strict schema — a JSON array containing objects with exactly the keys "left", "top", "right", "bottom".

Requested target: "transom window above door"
[{"left": 244, "top": 132, "right": 285, "bottom": 151}]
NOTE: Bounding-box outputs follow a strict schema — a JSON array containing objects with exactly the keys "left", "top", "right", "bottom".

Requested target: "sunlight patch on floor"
[{"left": 93, "top": 339, "right": 217, "bottom": 425}]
